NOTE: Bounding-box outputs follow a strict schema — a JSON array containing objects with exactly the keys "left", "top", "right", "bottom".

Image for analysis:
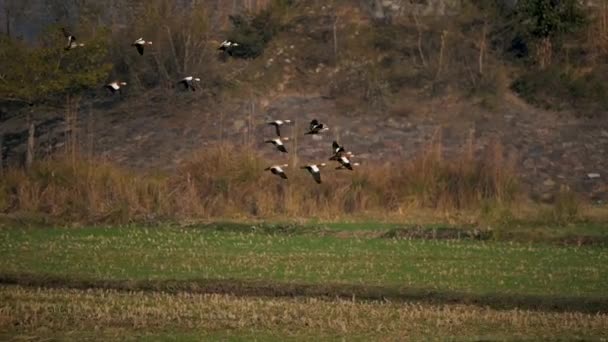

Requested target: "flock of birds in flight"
[
  {"left": 61, "top": 28, "right": 360, "bottom": 184},
  {"left": 264, "top": 119, "right": 360, "bottom": 184}
]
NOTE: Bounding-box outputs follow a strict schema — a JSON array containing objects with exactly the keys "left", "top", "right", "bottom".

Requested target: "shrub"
[
  {"left": 512, "top": 66, "right": 608, "bottom": 117},
  {"left": 0, "top": 138, "right": 524, "bottom": 223},
  {"left": 225, "top": 1, "right": 293, "bottom": 59}
]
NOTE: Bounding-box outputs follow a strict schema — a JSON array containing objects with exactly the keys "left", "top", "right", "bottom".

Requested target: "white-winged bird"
[
  {"left": 62, "top": 27, "right": 84, "bottom": 50},
  {"left": 265, "top": 164, "right": 288, "bottom": 179},
  {"left": 104, "top": 81, "right": 127, "bottom": 95},
  {"left": 301, "top": 163, "right": 326, "bottom": 184},
  {"left": 177, "top": 76, "right": 201, "bottom": 91},
  {"left": 265, "top": 137, "right": 289, "bottom": 153},
  {"left": 267, "top": 119, "right": 291, "bottom": 137},
  {"left": 332, "top": 140, "right": 345, "bottom": 154},
  {"left": 336, "top": 161, "right": 360, "bottom": 170},
  {"left": 335, "top": 155, "right": 355, "bottom": 170},
  {"left": 132, "top": 37, "right": 153, "bottom": 55},
  {"left": 329, "top": 140, "right": 348, "bottom": 160},
  {"left": 218, "top": 40, "right": 240, "bottom": 56},
  {"left": 305, "top": 119, "right": 329, "bottom": 135}
]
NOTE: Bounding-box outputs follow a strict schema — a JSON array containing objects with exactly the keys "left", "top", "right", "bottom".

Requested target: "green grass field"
[{"left": 1, "top": 224, "right": 607, "bottom": 340}]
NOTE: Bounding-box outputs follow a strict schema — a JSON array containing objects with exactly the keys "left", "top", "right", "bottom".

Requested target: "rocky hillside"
[{"left": 1, "top": 0, "right": 607, "bottom": 202}]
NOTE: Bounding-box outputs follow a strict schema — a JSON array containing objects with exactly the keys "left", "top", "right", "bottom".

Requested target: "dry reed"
[{"left": 0, "top": 138, "right": 519, "bottom": 224}]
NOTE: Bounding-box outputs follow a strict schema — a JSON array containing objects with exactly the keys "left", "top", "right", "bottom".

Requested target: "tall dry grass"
[{"left": 0, "top": 138, "right": 519, "bottom": 224}]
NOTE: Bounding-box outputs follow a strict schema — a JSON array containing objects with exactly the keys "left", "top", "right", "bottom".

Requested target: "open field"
[
  {"left": 1, "top": 224, "right": 607, "bottom": 315},
  {"left": 1, "top": 285, "right": 607, "bottom": 341}
]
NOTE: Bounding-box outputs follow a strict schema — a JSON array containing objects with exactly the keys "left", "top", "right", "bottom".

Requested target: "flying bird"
[
  {"left": 305, "top": 119, "right": 329, "bottom": 135},
  {"left": 329, "top": 140, "right": 349, "bottom": 160},
  {"left": 62, "top": 27, "right": 84, "bottom": 50},
  {"left": 335, "top": 155, "right": 356, "bottom": 170},
  {"left": 218, "top": 40, "right": 240, "bottom": 56},
  {"left": 267, "top": 120, "right": 291, "bottom": 137},
  {"left": 332, "top": 140, "right": 345, "bottom": 154},
  {"left": 104, "top": 81, "right": 127, "bottom": 95},
  {"left": 265, "top": 137, "right": 289, "bottom": 153},
  {"left": 132, "top": 37, "right": 153, "bottom": 55},
  {"left": 265, "top": 164, "right": 288, "bottom": 179},
  {"left": 301, "top": 163, "right": 326, "bottom": 184},
  {"left": 336, "top": 161, "right": 360, "bottom": 170},
  {"left": 177, "top": 76, "right": 201, "bottom": 91}
]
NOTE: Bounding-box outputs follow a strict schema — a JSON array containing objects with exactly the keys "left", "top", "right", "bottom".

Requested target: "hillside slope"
[{"left": 0, "top": 0, "right": 607, "bottom": 202}]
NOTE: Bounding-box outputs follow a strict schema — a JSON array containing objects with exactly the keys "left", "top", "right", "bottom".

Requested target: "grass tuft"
[{"left": 0, "top": 139, "right": 588, "bottom": 225}]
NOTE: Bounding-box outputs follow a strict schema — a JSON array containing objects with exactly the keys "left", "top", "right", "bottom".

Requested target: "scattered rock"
[
  {"left": 233, "top": 119, "right": 246, "bottom": 131},
  {"left": 543, "top": 179, "right": 556, "bottom": 187},
  {"left": 587, "top": 173, "right": 601, "bottom": 179},
  {"left": 540, "top": 192, "right": 554, "bottom": 203}
]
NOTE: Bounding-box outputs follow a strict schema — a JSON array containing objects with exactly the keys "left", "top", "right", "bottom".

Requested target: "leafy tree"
[
  {"left": 0, "top": 27, "right": 112, "bottom": 105},
  {"left": 514, "top": 0, "right": 587, "bottom": 68},
  {"left": 225, "top": 1, "right": 293, "bottom": 59},
  {"left": 0, "top": 26, "right": 112, "bottom": 167},
  {"left": 516, "top": 0, "right": 586, "bottom": 39}
]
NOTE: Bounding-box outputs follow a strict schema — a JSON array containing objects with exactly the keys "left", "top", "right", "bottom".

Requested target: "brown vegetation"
[
  {"left": 1, "top": 286, "right": 607, "bottom": 340},
  {"left": 1, "top": 1, "right": 607, "bottom": 222},
  {"left": 0, "top": 137, "right": 521, "bottom": 224}
]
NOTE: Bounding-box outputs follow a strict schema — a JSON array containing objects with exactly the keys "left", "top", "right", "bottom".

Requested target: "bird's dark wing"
[
  {"left": 332, "top": 141, "right": 340, "bottom": 150},
  {"left": 309, "top": 119, "right": 318, "bottom": 130},
  {"left": 177, "top": 80, "right": 188, "bottom": 89},
  {"left": 345, "top": 162, "right": 353, "bottom": 170},
  {"left": 277, "top": 145, "right": 288, "bottom": 153},
  {"left": 136, "top": 45, "right": 144, "bottom": 55},
  {"left": 104, "top": 85, "right": 115, "bottom": 93},
  {"left": 62, "top": 28, "right": 73, "bottom": 38},
  {"left": 274, "top": 170, "right": 288, "bottom": 179},
  {"left": 274, "top": 125, "right": 281, "bottom": 136},
  {"left": 312, "top": 171, "right": 321, "bottom": 184}
]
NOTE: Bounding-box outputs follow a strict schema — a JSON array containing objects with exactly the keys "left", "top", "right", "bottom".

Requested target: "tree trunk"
[
  {"left": 332, "top": 14, "right": 339, "bottom": 65},
  {"left": 435, "top": 30, "right": 448, "bottom": 79},
  {"left": 0, "top": 133, "right": 4, "bottom": 176},
  {"left": 413, "top": 14, "right": 427, "bottom": 67},
  {"left": 5, "top": 7, "right": 10, "bottom": 38},
  {"left": 536, "top": 37, "right": 552, "bottom": 70},
  {"left": 26, "top": 114, "right": 35, "bottom": 170},
  {"left": 479, "top": 21, "right": 487, "bottom": 76}
]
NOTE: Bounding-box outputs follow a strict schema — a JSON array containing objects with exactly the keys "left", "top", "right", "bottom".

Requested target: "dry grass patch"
[
  {"left": 0, "top": 139, "right": 523, "bottom": 223},
  {"left": 1, "top": 286, "right": 607, "bottom": 340}
]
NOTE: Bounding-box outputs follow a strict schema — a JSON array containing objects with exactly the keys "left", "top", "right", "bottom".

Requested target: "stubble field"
[{"left": 0, "top": 224, "right": 607, "bottom": 340}]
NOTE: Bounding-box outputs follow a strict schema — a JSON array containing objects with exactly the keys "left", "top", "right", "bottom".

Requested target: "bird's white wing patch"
[{"left": 311, "top": 165, "right": 319, "bottom": 173}]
